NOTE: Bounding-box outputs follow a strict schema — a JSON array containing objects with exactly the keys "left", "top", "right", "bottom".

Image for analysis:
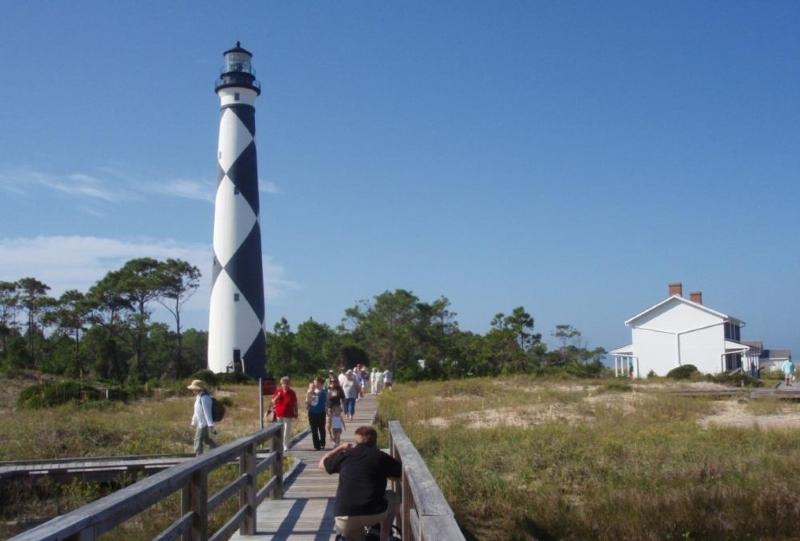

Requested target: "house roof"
[
  {"left": 610, "top": 344, "right": 633, "bottom": 355},
  {"left": 724, "top": 340, "right": 750, "bottom": 353},
  {"left": 625, "top": 295, "right": 744, "bottom": 327},
  {"left": 766, "top": 349, "right": 792, "bottom": 360}
]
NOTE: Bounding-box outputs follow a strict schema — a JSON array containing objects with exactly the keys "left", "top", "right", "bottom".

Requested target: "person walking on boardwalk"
[
  {"left": 342, "top": 371, "right": 360, "bottom": 421},
  {"left": 272, "top": 376, "right": 298, "bottom": 452},
  {"left": 306, "top": 376, "right": 328, "bottom": 450},
  {"left": 382, "top": 368, "right": 393, "bottom": 391},
  {"left": 782, "top": 356, "right": 795, "bottom": 387},
  {"left": 370, "top": 368, "right": 379, "bottom": 395},
  {"left": 327, "top": 378, "right": 344, "bottom": 436},
  {"left": 188, "top": 379, "right": 217, "bottom": 456},
  {"left": 319, "top": 426, "right": 402, "bottom": 541},
  {"left": 328, "top": 403, "right": 346, "bottom": 447}
]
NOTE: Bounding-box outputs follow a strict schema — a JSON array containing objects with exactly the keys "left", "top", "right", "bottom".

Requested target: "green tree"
[
  {"left": 416, "top": 296, "right": 459, "bottom": 378},
  {"left": 45, "top": 290, "right": 91, "bottom": 378},
  {"left": 155, "top": 259, "right": 201, "bottom": 377},
  {"left": 344, "top": 289, "right": 422, "bottom": 373},
  {"left": 86, "top": 270, "right": 134, "bottom": 382},
  {"left": 552, "top": 324, "right": 582, "bottom": 365},
  {"left": 294, "top": 319, "right": 337, "bottom": 375},
  {"left": 16, "top": 277, "right": 53, "bottom": 366},
  {"left": 487, "top": 307, "right": 542, "bottom": 373},
  {"left": 267, "top": 318, "right": 294, "bottom": 377},
  {"left": 0, "top": 281, "right": 19, "bottom": 361},
  {"left": 116, "top": 258, "right": 162, "bottom": 381}
]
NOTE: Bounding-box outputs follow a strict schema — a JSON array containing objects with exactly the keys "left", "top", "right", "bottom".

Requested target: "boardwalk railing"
[
  {"left": 388, "top": 421, "right": 465, "bottom": 541},
  {"left": 11, "top": 423, "right": 286, "bottom": 541}
]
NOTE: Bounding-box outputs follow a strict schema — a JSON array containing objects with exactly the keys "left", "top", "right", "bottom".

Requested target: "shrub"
[
  {"left": 604, "top": 380, "right": 632, "bottom": 392},
  {"left": 667, "top": 364, "right": 699, "bottom": 380},
  {"left": 190, "top": 369, "right": 219, "bottom": 388},
  {"left": 18, "top": 381, "right": 101, "bottom": 409},
  {"left": 217, "top": 371, "right": 252, "bottom": 385},
  {"left": 647, "top": 370, "right": 657, "bottom": 378}
]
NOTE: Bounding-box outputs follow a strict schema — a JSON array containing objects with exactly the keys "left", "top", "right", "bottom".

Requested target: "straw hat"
[{"left": 187, "top": 379, "right": 207, "bottom": 391}]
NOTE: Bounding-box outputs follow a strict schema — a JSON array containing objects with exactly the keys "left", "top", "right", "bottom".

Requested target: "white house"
[{"left": 611, "top": 283, "right": 750, "bottom": 377}]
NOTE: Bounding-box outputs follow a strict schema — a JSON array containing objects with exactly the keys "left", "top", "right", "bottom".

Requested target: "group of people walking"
[
  {"left": 187, "top": 367, "right": 400, "bottom": 540},
  {"left": 266, "top": 365, "right": 394, "bottom": 454}
]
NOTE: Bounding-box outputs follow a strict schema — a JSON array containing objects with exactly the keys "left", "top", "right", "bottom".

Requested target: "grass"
[
  {"left": 377, "top": 376, "right": 800, "bottom": 541},
  {"left": 0, "top": 374, "right": 307, "bottom": 539}
]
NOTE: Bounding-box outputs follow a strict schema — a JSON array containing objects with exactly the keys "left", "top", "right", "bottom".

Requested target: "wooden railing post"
[
  {"left": 189, "top": 469, "right": 208, "bottom": 541},
  {"left": 401, "top": 467, "right": 411, "bottom": 541},
  {"left": 240, "top": 442, "right": 257, "bottom": 535},
  {"left": 181, "top": 483, "right": 191, "bottom": 541},
  {"left": 271, "top": 428, "right": 283, "bottom": 499}
]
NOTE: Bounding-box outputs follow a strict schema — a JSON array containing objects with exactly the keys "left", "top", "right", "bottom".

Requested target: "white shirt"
[
  {"left": 338, "top": 372, "right": 347, "bottom": 386},
  {"left": 191, "top": 393, "right": 214, "bottom": 428}
]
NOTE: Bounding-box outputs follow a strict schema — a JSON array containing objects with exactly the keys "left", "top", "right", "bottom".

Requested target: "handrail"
[
  {"left": 388, "top": 421, "right": 465, "bottom": 541},
  {"left": 10, "top": 423, "right": 285, "bottom": 541}
]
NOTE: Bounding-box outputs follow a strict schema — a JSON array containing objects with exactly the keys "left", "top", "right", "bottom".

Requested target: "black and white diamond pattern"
[{"left": 208, "top": 104, "right": 267, "bottom": 378}]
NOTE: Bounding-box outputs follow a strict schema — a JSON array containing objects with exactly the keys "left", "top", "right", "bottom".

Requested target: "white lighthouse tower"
[{"left": 208, "top": 42, "right": 267, "bottom": 378}]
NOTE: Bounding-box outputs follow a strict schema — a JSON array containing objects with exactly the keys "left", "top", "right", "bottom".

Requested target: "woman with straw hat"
[{"left": 188, "top": 379, "right": 217, "bottom": 455}]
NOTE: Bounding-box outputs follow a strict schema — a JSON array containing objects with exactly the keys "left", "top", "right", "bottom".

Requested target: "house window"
[{"left": 234, "top": 293, "right": 240, "bottom": 302}]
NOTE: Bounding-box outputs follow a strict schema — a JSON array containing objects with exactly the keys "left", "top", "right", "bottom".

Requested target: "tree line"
[
  {"left": 0, "top": 258, "right": 203, "bottom": 383},
  {"left": 268, "top": 289, "right": 606, "bottom": 380},
  {"left": 0, "top": 259, "right": 606, "bottom": 384}
]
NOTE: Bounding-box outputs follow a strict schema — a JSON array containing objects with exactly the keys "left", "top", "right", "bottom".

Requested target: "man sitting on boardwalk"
[{"left": 319, "top": 426, "right": 402, "bottom": 541}]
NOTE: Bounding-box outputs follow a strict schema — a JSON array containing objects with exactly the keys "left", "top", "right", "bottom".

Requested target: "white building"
[{"left": 611, "top": 283, "right": 750, "bottom": 377}]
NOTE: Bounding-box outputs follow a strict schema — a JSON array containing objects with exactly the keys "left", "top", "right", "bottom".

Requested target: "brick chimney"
[
  {"left": 668, "top": 282, "right": 683, "bottom": 297},
  {"left": 690, "top": 291, "right": 703, "bottom": 305}
]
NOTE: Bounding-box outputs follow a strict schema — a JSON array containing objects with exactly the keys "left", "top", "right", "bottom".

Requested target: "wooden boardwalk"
[{"left": 231, "top": 394, "right": 379, "bottom": 541}]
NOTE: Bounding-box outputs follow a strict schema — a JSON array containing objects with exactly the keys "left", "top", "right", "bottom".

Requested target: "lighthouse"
[{"left": 208, "top": 42, "right": 267, "bottom": 378}]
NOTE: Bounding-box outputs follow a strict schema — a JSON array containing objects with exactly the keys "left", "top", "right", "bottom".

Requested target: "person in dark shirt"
[{"left": 319, "top": 426, "right": 402, "bottom": 541}]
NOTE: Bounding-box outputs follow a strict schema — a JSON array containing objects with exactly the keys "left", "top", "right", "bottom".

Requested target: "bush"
[
  {"left": 217, "top": 371, "right": 252, "bottom": 385},
  {"left": 604, "top": 380, "right": 632, "bottom": 392},
  {"left": 190, "top": 369, "right": 219, "bottom": 388},
  {"left": 18, "top": 381, "right": 101, "bottom": 409},
  {"left": 647, "top": 370, "right": 657, "bottom": 378},
  {"left": 667, "top": 364, "right": 699, "bottom": 380}
]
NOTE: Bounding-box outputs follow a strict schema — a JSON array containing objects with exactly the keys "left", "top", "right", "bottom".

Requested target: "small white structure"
[{"left": 611, "top": 283, "right": 749, "bottom": 377}]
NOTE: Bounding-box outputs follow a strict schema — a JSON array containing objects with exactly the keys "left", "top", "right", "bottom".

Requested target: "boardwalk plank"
[{"left": 231, "top": 394, "right": 378, "bottom": 541}]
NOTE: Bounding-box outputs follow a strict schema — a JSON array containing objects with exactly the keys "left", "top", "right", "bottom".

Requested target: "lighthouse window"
[
  {"left": 234, "top": 293, "right": 240, "bottom": 302},
  {"left": 234, "top": 186, "right": 240, "bottom": 194},
  {"left": 234, "top": 93, "right": 240, "bottom": 101}
]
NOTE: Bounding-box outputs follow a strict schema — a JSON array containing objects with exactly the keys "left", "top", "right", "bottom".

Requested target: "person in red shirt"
[{"left": 272, "top": 376, "right": 298, "bottom": 452}]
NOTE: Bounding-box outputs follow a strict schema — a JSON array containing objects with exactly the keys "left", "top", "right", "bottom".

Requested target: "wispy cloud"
[
  {"left": 0, "top": 166, "right": 282, "bottom": 207},
  {"left": 148, "top": 178, "right": 214, "bottom": 203},
  {"left": 0, "top": 235, "right": 300, "bottom": 323},
  {"left": 0, "top": 167, "right": 135, "bottom": 203},
  {"left": 260, "top": 180, "right": 281, "bottom": 194}
]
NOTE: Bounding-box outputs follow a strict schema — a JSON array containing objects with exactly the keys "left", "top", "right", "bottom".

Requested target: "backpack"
[{"left": 203, "top": 391, "right": 226, "bottom": 422}]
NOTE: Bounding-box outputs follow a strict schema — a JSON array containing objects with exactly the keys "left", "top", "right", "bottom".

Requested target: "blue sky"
[{"left": 0, "top": 1, "right": 798, "bottom": 355}]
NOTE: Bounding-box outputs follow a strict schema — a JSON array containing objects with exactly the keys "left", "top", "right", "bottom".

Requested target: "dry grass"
[
  {"left": 0, "top": 376, "right": 307, "bottom": 539},
  {"left": 378, "top": 376, "right": 800, "bottom": 541}
]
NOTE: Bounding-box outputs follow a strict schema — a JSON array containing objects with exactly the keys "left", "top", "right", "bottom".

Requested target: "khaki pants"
[
  {"left": 193, "top": 426, "right": 217, "bottom": 455},
  {"left": 334, "top": 490, "right": 400, "bottom": 541}
]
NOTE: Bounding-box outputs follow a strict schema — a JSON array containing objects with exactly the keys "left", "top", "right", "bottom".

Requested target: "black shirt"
[{"left": 324, "top": 444, "right": 402, "bottom": 517}]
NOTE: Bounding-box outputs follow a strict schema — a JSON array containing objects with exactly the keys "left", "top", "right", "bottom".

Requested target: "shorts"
[{"left": 334, "top": 490, "right": 400, "bottom": 541}]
